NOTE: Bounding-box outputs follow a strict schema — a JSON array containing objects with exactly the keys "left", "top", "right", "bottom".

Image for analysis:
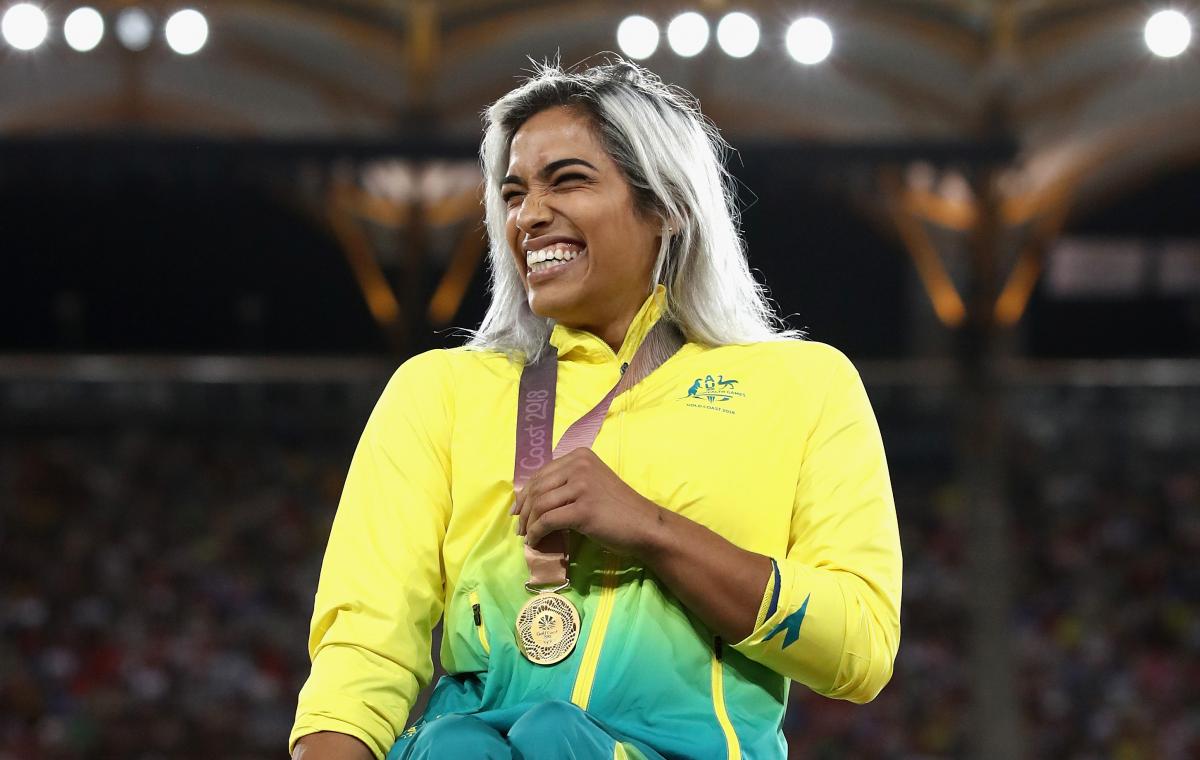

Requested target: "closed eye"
[{"left": 554, "top": 173, "right": 589, "bottom": 185}]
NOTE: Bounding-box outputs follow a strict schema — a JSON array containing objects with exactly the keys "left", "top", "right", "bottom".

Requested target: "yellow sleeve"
[
  {"left": 290, "top": 350, "right": 454, "bottom": 758},
  {"left": 732, "top": 347, "right": 902, "bottom": 704}
]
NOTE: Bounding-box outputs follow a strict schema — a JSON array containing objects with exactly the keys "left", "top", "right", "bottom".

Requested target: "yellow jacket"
[{"left": 292, "top": 287, "right": 902, "bottom": 759}]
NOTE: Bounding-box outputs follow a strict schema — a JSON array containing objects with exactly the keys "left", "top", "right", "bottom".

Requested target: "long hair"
[{"left": 467, "top": 58, "right": 802, "bottom": 362}]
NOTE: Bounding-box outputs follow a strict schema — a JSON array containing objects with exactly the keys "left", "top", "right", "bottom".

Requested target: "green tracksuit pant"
[{"left": 387, "top": 700, "right": 665, "bottom": 760}]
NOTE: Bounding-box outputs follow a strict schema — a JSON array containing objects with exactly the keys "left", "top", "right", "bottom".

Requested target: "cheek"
[
  {"left": 505, "top": 212, "right": 519, "bottom": 244},
  {"left": 505, "top": 216, "right": 525, "bottom": 276},
  {"left": 587, "top": 201, "right": 634, "bottom": 252},
  {"left": 597, "top": 208, "right": 658, "bottom": 268}
]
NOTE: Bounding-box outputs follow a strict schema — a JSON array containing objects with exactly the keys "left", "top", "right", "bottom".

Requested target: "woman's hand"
[
  {"left": 292, "top": 731, "right": 374, "bottom": 760},
  {"left": 510, "top": 448, "right": 664, "bottom": 556},
  {"left": 510, "top": 447, "right": 771, "bottom": 643}
]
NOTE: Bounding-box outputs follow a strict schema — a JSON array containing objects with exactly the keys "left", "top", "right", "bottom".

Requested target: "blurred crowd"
[
  {"left": 1009, "top": 406, "right": 1200, "bottom": 760},
  {"left": 1, "top": 388, "right": 1197, "bottom": 759},
  {"left": 786, "top": 392, "right": 1200, "bottom": 760},
  {"left": 0, "top": 428, "right": 348, "bottom": 759}
]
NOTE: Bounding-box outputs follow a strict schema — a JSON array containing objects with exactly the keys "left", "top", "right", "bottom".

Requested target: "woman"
[{"left": 291, "top": 60, "right": 901, "bottom": 760}]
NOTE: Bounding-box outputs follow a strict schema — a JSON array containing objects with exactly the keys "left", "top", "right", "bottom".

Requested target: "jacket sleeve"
[
  {"left": 731, "top": 346, "right": 902, "bottom": 704},
  {"left": 290, "top": 350, "right": 454, "bottom": 758}
]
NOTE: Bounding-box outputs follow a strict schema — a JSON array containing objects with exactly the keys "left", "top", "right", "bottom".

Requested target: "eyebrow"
[{"left": 502, "top": 158, "right": 599, "bottom": 187}]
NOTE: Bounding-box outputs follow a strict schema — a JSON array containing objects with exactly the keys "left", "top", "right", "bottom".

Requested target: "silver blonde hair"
[{"left": 467, "top": 58, "right": 801, "bottom": 361}]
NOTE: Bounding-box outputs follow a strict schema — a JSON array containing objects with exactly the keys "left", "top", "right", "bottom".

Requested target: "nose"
[{"left": 515, "top": 191, "right": 552, "bottom": 236}]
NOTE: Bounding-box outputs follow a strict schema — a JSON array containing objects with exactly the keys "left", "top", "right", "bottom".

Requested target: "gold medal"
[{"left": 515, "top": 592, "right": 580, "bottom": 665}]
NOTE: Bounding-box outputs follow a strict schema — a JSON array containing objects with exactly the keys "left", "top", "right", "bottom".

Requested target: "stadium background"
[{"left": 2, "top": 1, "right": 1198, "bottom": 758}]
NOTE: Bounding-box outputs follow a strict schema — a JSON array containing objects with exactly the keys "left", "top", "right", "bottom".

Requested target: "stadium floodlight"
[
  {"left": 115, "top": 7, "right": 152, "bottom": 51},
  {"left": 2, "top": 3, "right": 49, "bottom": 51},
  {"left": 164, "top": 8, "right": 207, "bottom": 55},
  {"left": 667, "top": 12, "right": 709, "bottom": 57},
  {"left": 617, "top": 15, "right": 658, "bottom": 60},
  {"left": 1145, "top": 9, "right": 1192, "bottom": 58},
  {"left": 64, "top": 7, "right": 105, "bottom": 52},
  {"left": 786, "top": 16, "right": 834, "bottom": 64},
  {"left": 717, "top": 12, "right": 759, "bottom": 58}
]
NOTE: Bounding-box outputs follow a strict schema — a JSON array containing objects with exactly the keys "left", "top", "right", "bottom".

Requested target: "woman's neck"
[
  {"left": 596, "top": 310, "right": 637, "bottom": 355},
  {"left": 558, "top": 303, "right": 641, "bottom": 356}
]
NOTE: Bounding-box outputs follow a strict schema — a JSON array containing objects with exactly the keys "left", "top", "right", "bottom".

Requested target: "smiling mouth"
[{"left": 526, "top": 243, "right": 586, "bottom": 277}]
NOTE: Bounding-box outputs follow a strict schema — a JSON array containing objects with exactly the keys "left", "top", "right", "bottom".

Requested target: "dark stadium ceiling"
[
  {"left": 3, "top": 0, "right": 1197, "bottom": 204},
  {"left": 3, "top": 0, "right": 1198, "bottom": 351}
]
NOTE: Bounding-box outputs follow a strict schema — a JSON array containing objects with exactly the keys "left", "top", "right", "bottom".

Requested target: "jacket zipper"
[
  {"left": 710, "top": 637, "right": 742, "bottom": 759},
  {"left": 569, "top": 555, "right": 618, "bottom": 708},
  {"left": 569, "top": 391, "right": 627, "bottom": 709},
  {"left": 467, "top": 590, "right": 490, "bottom": 655}
]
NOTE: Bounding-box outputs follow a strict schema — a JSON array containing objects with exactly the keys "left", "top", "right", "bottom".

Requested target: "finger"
[
  {"left": 519, "top": 480, "right": 576, "bottom": 537},
  {"left": 512, "top": 453, "right": 569, "bottom": 515},
  {"left": 525, "top": 501, "right": 582, "bottom": 547},
  {"left": 568, "top": 447, "right": 597, "bottom": 463},
  {"left": 518, "top": 456, "right": 568, "bottom": 516}
]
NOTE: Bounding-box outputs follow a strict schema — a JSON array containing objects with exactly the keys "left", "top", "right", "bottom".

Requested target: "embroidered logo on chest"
[{"left": 680, "top": 373, "right": 746, "bottom": 415}]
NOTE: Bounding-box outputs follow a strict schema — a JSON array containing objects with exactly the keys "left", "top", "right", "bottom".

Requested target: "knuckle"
[
  {"left": 545, "top": 508, "right": 569, "bottom": 531},
  {"left": 571, "top": 509, "right": 590, "bottom": 534}
]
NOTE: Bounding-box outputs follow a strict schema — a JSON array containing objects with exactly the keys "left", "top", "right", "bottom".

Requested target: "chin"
[{"left": 527, "top": 286, "right": 584, "bottom": 324}]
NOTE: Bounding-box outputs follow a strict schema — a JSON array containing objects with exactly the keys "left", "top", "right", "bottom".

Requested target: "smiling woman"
[
  {"left": 500, "top": 106, "right": 663, "bottom": 350},
  {"left": 290, "top": 59, "right": 902, "bottom": 760},
  {"left": 473, "top": 59, "right": 796, "bottom": 363}
]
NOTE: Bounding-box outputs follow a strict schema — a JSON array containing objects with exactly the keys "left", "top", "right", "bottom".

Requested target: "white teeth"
[
  {"left": 528, "top": 248, "right": 584, "bottom": 274},
  {"left": 526, "top": 244, "right": 584, "bottom": 269}
]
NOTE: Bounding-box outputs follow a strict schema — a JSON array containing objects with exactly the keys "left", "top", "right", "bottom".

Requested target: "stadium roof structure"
[
  {"left": 5, "top": 1, "right": 1196, "bottom": 191},
  {"left": 3, "top": 0, "right": 1198, "bottom": 343}
]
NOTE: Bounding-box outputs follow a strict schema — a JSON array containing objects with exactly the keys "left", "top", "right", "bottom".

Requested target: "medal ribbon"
[{"left": 514, "top": 319, "right": 685, "bottom": 589}]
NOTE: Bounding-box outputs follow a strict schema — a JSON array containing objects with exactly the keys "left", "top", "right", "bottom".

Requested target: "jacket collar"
[{"left": 548, "top": 284, "right": 668, "bottom": 365}]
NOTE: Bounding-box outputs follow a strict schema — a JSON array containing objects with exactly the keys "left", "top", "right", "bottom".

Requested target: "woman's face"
[{"left": 502, "top": 106, "right": 662, "bottom": 338}]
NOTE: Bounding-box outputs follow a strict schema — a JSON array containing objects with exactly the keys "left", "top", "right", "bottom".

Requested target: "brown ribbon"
[{"left": 513, "top": 319, "right": 685, "bottom": 589}]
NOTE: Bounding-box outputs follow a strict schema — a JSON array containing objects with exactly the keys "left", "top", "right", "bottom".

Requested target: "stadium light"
[
  {"left": 667, "top": 12, "right": 709, "bottom": 57},
  {"left": 786, "top": 16, "right": 833, "bottom": 64},
  {"left": 115, "top": 7, "right": 152, "bottom": 51},
  {"left": 1, "top": 3, "right": 49, "bottom": 51},
  {"left": 717, "top": 12, "right": 759, "bottom": 58},
  {"left": 164, "top": 8, "right": 207, "bottom": 55},
  {"left": 64, "top": 7, "right": 104, "bottom": 52},
  {"left": 616, "top": 15, "right": 658, "bottom": 60},
  {"left": 1145, "top": 9, "right": 1192, "bottom": 58}
]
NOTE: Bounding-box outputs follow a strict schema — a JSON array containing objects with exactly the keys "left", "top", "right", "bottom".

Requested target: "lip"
[{"left": 523, "top": 234, "right": 586, "bottom": 254}]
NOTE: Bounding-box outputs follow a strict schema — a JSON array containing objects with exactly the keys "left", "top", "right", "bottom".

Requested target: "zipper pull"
[
  {"left": 472, "top": 603, "right": 482, "bottom": 626},
  {"left": 620, "top": 361, "right": 629, "bottom": 375},
  {"left": 713, "top": 636, "right": 724, "bottom": 661}
]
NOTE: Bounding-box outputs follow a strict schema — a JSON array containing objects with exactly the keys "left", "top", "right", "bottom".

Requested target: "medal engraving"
[{"left": 516, "top": 593, "right": 580, "bottom": 665}]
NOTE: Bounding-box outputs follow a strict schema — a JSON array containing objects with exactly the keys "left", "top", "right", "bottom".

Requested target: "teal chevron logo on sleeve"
[{"left": 762, "top": 593, "right": 810, "bottom": 649}]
